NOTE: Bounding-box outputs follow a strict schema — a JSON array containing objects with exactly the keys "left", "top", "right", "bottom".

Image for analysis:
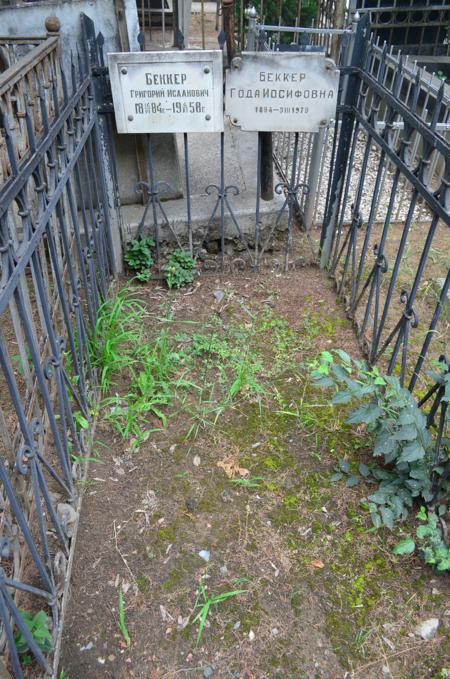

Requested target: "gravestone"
[
  {"left": 225, "top": 52, "right": 339, "bottom": 132},
  {"left": 108, "top": 50, "right": 223, "bottom": 134}
]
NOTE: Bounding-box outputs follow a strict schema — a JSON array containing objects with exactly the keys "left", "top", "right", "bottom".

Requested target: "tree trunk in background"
[{"left": 222, "top": 0, "right": 236, "bottom": 66}]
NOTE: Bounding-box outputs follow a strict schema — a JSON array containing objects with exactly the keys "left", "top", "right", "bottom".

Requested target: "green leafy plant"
[
  {"left": 73, "top": 411, "right": 89, "bottom": 430},
  {"left": 192, "top": 577, "right": 248, "bottom": 646},
  {"left": 91, "top": 286, "right": 144, "bottom": 390},
  {"left": 163, "top": 249, "right": 196, "bottom": 289},
  {"left": 119, "top": 589, "right": 131, "bottom": 647},
  {"left": 105, "top": 326, "right": 188, "bottom": 446},
  {"left": 124, "top": 236, "right": 155, "bottom": 282},
  {"left": 14, "top": 610, "right": 53, "bottom": 656},
  {"left": 310, "top": 351, "right": 449, "bottom": 530},
  {"left": 393, "top": 507, "right": 450, "bottom": 572}
]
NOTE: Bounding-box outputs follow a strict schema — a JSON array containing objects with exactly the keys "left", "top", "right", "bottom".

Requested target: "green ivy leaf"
[
  {"left": 398, "top": 441, "right": 426, "bottom": 463},
  {"left": 330, "top": 472, "right": 343, "bottom": 482},
  {"left": 392, "top": 425, "right": 418, "bottom": 442},
  {"left": 331, "top": 390, "right": 353, "bottom": 405},
  {"left": 334, "top": 349, "right": 352, "bottom": 365},
  {"left": 380, "top": 506, "right": 394, "bottom": 529},
  {"left": 358, "top": 463, "right": 370, "bottom": 477},
  {"left": 347, "top": 403, "right": 383, "bottom": 425},
  {"left": 337, "top": 459, "right": 349, "bottom": 473},
  {"left": 393, "top": 537, "right": 415, "bottom": 555}
]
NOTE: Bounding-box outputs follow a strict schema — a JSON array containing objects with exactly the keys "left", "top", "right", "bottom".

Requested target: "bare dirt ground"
[{"left": 60, "top": 267, "right": 449, "bottom": 679}]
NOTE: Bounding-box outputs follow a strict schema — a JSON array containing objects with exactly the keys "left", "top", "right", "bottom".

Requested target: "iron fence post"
[
  {"left": 82, "top": 13, "right": 124, "bottom": 275},
  {"left": 304, "top": 125, "right": 326, "bottom": 230},
  {"left": 245, "top": 5, "right": 258, "bottom": 51},
  {"left": 320, "top": 11, "right": 369, "bottom": 268},
  {"left": 246, "top": 7, "right": 274, "bottom": 201}
]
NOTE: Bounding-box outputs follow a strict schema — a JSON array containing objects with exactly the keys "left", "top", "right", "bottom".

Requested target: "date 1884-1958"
[{"left": 134, "top": 101, "right": 206, "bottom": 115}]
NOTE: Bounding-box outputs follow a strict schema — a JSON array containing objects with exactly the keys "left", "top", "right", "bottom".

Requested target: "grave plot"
[{"left": 60, "top": 267, "right": 449, "bottom": 679}]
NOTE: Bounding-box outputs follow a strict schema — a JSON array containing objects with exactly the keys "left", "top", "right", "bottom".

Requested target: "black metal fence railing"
[
  {"left": 0, "top": 24, "right": 114, "bottom": 677},
  {"left": 321, "top": 14, "right": 449, "bottom": 397}
]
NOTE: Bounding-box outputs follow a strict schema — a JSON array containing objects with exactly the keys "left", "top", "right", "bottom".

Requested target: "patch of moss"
[
  {"left": 158, "top": 525, "right": 177, "bottom": 542},
  {"left": 162, "top": 553, "right": 201, "bottom": 591},
  {"left": 136, "top": 575, "right": 150, "bottom": 593}
]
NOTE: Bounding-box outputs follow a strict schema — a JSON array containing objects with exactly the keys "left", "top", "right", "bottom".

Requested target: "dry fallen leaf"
[
  {"left": 217, "top": 455, "right": 250, "bottom": 479},
  {"left": 309, "top": 559, "right": 325, "bottom": 569}
]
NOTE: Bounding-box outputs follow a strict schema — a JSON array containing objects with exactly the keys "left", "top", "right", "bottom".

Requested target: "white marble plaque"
[
  {"left": 108, "top": 50, "right": 223, "bottom": 134},
  {"left": 225, "top": 52, "right": 339, "bottom": 132}
]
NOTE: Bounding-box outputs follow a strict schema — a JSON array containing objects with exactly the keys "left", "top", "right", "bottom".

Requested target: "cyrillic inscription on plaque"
[
  {"left": 108, "top": 50, "right": 223, "bottom": 134},
  {"left": 225, "top": 52, "right": 339, "bottom": 133}
]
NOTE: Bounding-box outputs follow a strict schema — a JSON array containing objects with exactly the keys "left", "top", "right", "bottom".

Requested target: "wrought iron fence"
[
  {"left": 320, "top": 13, "right": 449, "bottom": 396},
  {"left": 0, "top": 35, "right": 62, "bottom": 185},
  {"left": 0, "top": 19, "right": 115, "bottom": 677}
]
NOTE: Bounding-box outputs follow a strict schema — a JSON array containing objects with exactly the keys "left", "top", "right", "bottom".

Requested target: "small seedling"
[
  {"left": 163, "top": 249, "right": 196, "bottom": 289},
  {"left": 14, "top": 609, "right": 53, "bottom": 657},
  {"left": 124, "top": 236, "right": 155, "bottom": 282},
  {"left": 73, "top": 411, "right": 89, "bottom": 430},
  {"left": 393, "top": 507, "right": 450, "bottom": 572},
  {"left": 119, "top": 589, "right": 131, "bottom": 647},
  {"left": 228, "top": 476, "right": 264, "bottom": 488},
  {"left": 192, "top": 577, "right": 248, "bottom": 646}
]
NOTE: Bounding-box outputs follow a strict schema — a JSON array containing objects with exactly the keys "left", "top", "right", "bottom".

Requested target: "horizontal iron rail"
[
  {"left": 257, "top": 23, "right": 352, "bottom": 35},
  {"left": 352, "top": 111, "right": 450, "bottom": 227},
  {"left": 375, "top": 121, "right": 450, "bottom": 132},
  {"left": 350, "top": 66, "right": 450, "bottom": 157},
  {"left": 359, "top": 4, "right": 448, "bottom": 13},
  {"left": 0, "top": 35, "right": 47, "bottom": 43},
  {"left": 0, "top": 36, "right": 58, "bottom": 97}
]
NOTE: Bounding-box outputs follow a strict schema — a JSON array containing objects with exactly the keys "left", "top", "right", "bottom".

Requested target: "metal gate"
[{"left": 0, "top": 18, "right": 117, "bottom": 678}]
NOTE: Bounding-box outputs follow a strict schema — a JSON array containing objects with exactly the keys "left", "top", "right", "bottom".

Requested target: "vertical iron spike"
[
  {"left": 60, "top": 62, "right": 69, "bottom": 105},
  {"left": 430, "top": 82, "right": 444, "bottom": 131},
  {"left": 2, "top": 112, "right": 19, "bottom": 176},
  {"left": 97, "top": 31, "right": 105, "bottom": 67},
  {"left": 38, "top": 84, "right": 49, "bottom": 135},
  {"left": 50, "top": 67, "right": 60, "bottom": 119},
  {"left": 76, "top": 46, "right": 84, "bottom": 83},
  {"left": 24, "top": 95, "right": 37, "bottom": 155},
  {"left": 70, "top": 51, "right": 77, "bottom": 96}
]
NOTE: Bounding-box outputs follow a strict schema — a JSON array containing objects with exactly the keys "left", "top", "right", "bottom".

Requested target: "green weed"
[
  {"left": 91, "top": 286, "right": 144, "bottom": 390},
  {"left": 119, "top": 589, "right": 131, "bottom": 648},
  {"left": 164, "top": 249, "right": 196, "bottom": 289},
  {"left": 104, "top": 327, "right": 187, "bottom": 445},
  {"left": 192, "top": 577, "right": 248, "bottom": 646},
  {"left": 14, "top": 610, "right": 53, "bottom": 661},
  {"left": 228, "top": 476, "right": 264, "bottom": 488},
  {"left": 124, "top": 236, "right": 155, "bottom": 282}
]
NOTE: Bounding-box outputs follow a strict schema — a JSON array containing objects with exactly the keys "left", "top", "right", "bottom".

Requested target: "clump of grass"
[
  {"left": 192, "top": 577, "right": 248, "bottom": 646},
  {"left": 91, "top": 286, "right": 144, "bottom": 390},
  {"left": 104, "top": 326, "right": 189, "bottom": 446}
]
